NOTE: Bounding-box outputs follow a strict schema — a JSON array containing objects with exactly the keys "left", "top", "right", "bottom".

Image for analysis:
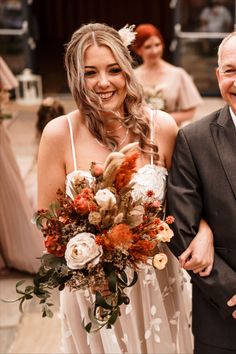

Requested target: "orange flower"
[
  {"left": 90, "top": 162, "right": 104, "bottom": 177},
  {"left": 129, "top": 239, "right": 155, "bottom": 263},
  {"left": 81, "top": 187, "right": 94, "bottom": 199},
  {"left": 44, "top": 235, "right": 66, "bottom": 257},
  {"left": 104, "top": 224, "right": 133, "bottom": 249},
  {"left": 147, "top": 230, "right": 157, "bottom": 238},
  {"left": 146, "top": 190, "right": 155, "bottom": 197},
  {"left": 165, "top": 215, "right": 175, "bottom": 224},
  {"left": 74, "top": 187, "right": 96, "bottom": 214},
  {"left": 151, "top": 200, "right": 161, "bottom": 209},
  {"left": 114, "top": 152, "right": 139, "bottom": 192},
  {"left": 74, "top": 195, "right": 91, "bottom": 214}
]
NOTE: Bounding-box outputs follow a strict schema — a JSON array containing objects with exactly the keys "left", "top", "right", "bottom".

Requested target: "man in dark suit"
[{"left": 167, "top": 31, "right": 236, "bottom": 354}]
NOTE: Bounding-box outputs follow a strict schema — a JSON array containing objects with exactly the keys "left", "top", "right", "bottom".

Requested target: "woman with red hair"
[{"left": 133, "top": 24, "right": 203, "bottom": 126}]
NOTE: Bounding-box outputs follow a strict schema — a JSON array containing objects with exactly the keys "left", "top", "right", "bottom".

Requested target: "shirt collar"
[{"left": 229, "top": 107, "right": 236, "bottom": 129}]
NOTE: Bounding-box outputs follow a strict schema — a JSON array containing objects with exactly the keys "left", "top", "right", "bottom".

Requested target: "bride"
[{"left": 37, "top": 23, "right": 214, "bottom": 354}]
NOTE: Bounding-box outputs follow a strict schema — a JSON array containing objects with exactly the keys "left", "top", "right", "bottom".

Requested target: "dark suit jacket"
[{"left": 167, "top": 105, "right": 236, "bottom": 350}]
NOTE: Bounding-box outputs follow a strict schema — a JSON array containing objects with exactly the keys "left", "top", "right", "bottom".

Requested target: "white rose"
[
  {"left": 65, "top": 232, "right": 102, "bottom": 270},
  {"left": 94, "top": 188, "right": 116, "bottom": 209}
]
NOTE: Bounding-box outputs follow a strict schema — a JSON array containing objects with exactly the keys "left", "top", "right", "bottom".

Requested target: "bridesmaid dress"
[{"left": 0, "top": 123, "right": 44, "bottom": 273}]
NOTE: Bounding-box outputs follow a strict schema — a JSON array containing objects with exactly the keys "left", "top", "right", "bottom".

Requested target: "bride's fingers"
[
  {"left": 179, "top": 248, "right": 192, "bottom": 268},
  {"left": 187, "top": 261, "right": 212, "bottom": 275},
  {"left": 183, "top": 257, "right": 210, "bottom": 271},
  {"left": 182, "top": 256, "right": 202, "bottom": 270}
]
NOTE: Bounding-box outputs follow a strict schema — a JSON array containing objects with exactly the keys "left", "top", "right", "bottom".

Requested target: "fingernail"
[{"left": 227, "top": 299, "right": 233, "bottom": 306}]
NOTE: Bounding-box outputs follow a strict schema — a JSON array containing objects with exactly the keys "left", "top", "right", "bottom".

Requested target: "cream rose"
[
  {"left": 94, "top": 188, "right": 116, "bottom": 209},
  {"left": 65, "top": 233, "right": 102, "bottom": 270},
  {"left": 153, "top": 253, "right": 168, "bottom": 270},
  {"left": 156, "top": 222, "right": 174, "bottom": 242}
]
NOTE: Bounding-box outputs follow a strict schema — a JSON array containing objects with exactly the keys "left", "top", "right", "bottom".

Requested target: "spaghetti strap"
[
  {"left": 66, "top": 115, "right": 78, "bottom": 172},
  {"left": 149, "top": 109, "right": 155, "bottom": 165}
]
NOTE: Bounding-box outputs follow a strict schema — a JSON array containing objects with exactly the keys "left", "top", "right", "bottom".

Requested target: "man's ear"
[{"left": 216, "top": 67, "right": 220, "bottom": 81}]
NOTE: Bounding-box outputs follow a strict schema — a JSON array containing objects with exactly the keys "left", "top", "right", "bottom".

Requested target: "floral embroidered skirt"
[{"left": 60, "top": 245, "right": 193, "bottom": 354}]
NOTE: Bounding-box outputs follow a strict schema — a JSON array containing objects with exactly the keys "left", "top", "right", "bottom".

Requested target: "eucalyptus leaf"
[
  {"left": 95, "top": 292, "right": 113, "bottom": 310},
  {"left": 107, "top": 272, "right": 117, "bottom": 293},
  {"left": 16, "top": 279, "right": 26, "bottom": 288},
  {"left": 48, "top": 201, "right": 61, "bottom": 217},
  {"left": 25, "top": 285, "right": 34, "bottom": 293},
  {"left": 84, "top": 321, "right": 92, "bottom": 333},
  {"left": 127, "top": 271, "right": 138, "bottom": 287},
  {"left": 46, "top": 308, "right": 53, "bottom": 318},
  {"left": 19, "top": 298, "right": 25, "bottom": 313},
  {"left": 103, "top": 262, "right": 113, "bottom": 276},
  {"left": 42, "top": 304, "right": 54, "bottom": 318},
  {"left": 120, "top": 271, "right": 128, "bottom": 283},
  {"left": 117, "top": 289, "right": 123, "bottom": 306},
  {"left": 117, "top": 270, "right": 138, "bottom": 288},
  {"left": 108, "top": 309, "right": 119, "bottom": 325}
]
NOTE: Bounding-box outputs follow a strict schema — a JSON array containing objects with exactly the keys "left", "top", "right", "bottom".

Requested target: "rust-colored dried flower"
[
  {"left": 104, "top": 224, "right": 134, "bottom": 250},
  {"left": 114, "top": 152, "right": 139, "bottom": 192}
]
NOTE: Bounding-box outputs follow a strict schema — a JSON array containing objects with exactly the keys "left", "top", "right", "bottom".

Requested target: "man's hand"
[{"left": 227, "top": 295, "right": 236, "bottom": 319}]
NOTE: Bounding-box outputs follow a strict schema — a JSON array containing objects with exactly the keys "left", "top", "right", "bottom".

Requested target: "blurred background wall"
[{"left": 0, "top": 0, "right": 235, "bottom": 95}]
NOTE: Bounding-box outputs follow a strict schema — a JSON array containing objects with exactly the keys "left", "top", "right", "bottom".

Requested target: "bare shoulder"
[
  {"left": 41, "top": 114, "right": 68, "bottom": 142},
  {"left": 151, "top": 109, "right": 178, "bottom": 169},
  {"left": 154, "top": 110, "right": 178, "bottom": 138}
]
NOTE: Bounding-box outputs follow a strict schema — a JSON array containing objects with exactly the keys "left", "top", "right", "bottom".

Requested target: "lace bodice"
[
  {"left": 66, "top": 164, "right": 167, "bottom": 203},
  {"left": 131, "top": 164, "right": 167, "bottom": 203}
]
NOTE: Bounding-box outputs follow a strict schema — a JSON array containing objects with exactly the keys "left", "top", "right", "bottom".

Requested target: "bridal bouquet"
[{"left": 13, "top": 142, "right": 174, "bottom": 332}]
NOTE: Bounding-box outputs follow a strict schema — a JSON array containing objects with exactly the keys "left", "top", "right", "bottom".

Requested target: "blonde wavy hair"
[{"left": 65, "top": 22, "right": 158, "bottom": 159}]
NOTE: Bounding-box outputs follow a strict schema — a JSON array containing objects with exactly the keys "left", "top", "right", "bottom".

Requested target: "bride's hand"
[{"left": 178, "top": 219, "right": 214, "bottom": 277}]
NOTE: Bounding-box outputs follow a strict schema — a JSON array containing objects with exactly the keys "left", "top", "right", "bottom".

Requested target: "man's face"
[{"left": 216, "top": 36, "right": 236, "bottom": 114}]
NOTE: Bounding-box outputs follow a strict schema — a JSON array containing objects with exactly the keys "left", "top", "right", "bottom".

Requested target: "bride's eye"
[
  {"left": 110, "top": 67, "right": 122, "bottom": 74},
  {"left": 84, "top": 70, "right": 96, "bottom": 77}
]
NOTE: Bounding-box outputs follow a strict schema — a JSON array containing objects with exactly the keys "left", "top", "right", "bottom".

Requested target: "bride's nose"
[{"left": 97, "top": 73, "right": 110, "bottom": 88}]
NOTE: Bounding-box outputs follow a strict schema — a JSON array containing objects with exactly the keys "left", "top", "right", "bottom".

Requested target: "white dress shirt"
[{"left": 229, "top": 107, "right": 236, "bottom": 129}]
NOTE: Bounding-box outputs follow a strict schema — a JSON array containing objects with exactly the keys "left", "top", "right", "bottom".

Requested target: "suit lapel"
[{"left": 210, "top": 106, "right": 236, "bottom": 199}]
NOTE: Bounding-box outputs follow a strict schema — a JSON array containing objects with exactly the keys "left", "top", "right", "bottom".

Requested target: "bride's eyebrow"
[{"left": 84, "top": 63, "right": 119, "bottom": 69}]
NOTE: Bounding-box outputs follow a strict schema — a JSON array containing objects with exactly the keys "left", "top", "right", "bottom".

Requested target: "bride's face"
[
  {"left": 138, "top": 35, "right": 163, "bottom": 64},
  {"left": 83, "top": 44, "right": 126, "bottom": 115}
]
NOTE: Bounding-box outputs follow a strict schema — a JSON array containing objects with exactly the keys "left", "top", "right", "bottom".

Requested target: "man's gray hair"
[{"left": 218, "top": 31, "right": 236, "bottom": 66}]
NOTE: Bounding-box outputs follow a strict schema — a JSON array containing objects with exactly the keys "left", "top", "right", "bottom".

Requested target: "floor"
[{"left": 0, "top": 95, "right": 225, "bottom": 354}]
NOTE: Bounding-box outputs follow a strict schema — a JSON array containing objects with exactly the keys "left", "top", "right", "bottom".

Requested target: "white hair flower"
[{"left": 118, "top": 24, "right": 136, "bottom": 47}]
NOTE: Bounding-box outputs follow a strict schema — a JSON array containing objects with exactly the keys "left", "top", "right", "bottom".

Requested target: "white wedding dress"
[{"left": 59, "top": 114, "right": 193, "bottom": 354}]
